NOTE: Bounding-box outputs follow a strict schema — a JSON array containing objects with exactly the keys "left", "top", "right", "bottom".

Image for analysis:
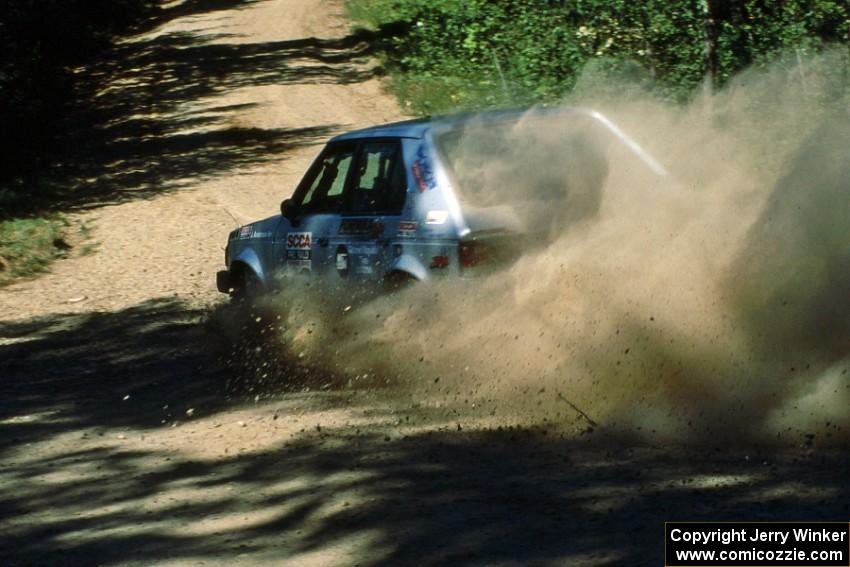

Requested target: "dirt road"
[
  {"left": 0, "top": 1, "right": 847, "bottom": 566},
  {"left": 0, "top": 0, "right": 402, "bottom": 321}
]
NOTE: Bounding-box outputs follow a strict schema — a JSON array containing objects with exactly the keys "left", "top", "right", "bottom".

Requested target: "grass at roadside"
[{"left": 0, "top": 217, "right": 71, "bottom": 287}]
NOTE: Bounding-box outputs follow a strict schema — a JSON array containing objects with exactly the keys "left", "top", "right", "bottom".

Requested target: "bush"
[{"left": 347, "top": 0, "right": 850, "bottom": 114}]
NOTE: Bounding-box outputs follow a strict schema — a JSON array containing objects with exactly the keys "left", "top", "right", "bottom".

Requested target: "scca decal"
[{"left": 286, "top": 232, "right": 312, "bottom": 249}]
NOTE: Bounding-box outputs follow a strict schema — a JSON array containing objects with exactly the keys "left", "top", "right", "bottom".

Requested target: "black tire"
[
  {"left": 383, "top": 271, "right": 416, "bottom": 294},
  {"left": 231, "top": 267, "right": 264, "bottom": 302}
]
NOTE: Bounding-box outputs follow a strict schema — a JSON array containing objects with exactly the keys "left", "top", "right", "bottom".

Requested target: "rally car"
[{"left": 216, "top": 106, "right": 666, "bottom": 298}]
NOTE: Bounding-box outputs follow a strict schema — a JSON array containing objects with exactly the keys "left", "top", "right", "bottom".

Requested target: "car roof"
[
  {"left": 330, "top": 117, "right": 431, "bottom": 141},
  {"left": 329, "top": 106, "right": 580, "bottom": 142},
  {"left": 330, "top": 106, "right": 670, "bottom": 177}
]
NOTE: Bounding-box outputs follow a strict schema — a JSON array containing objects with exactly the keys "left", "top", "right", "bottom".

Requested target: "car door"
[
  {"left": 330, "top": 139, "right": 408, "bottom": 284},
  {"left": 275, "top": 141, "right": 355, "bottom": 278}
]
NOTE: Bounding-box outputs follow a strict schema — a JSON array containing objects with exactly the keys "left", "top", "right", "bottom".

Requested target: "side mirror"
[{"left": 280, "top": 198, "right": 297, "bottom": 220}]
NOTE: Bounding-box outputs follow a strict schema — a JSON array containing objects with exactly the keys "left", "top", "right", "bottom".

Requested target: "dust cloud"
[{"left": 258, "top": 52, "right": 849, "bottom": 447}]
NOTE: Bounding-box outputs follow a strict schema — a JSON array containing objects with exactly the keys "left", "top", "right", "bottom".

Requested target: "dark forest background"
[{"left": 0, "top": 0, "right": 162, "bottom": 214}]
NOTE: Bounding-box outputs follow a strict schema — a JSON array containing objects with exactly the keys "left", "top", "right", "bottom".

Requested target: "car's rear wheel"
[{"left": 383, "top": 270, "right": 416, "bottom": 294}]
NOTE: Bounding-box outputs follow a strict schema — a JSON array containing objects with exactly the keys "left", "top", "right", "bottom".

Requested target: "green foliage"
[
  {"left": 0, "top": 217, "right": 68, "bottom": 286},
  {"left": 347, "top": 0, "right": 850, "bottom": 114}
]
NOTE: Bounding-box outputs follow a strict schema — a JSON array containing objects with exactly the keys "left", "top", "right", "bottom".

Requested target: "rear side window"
[
  {"left": 346, "top": 140, "right": 407, "bottom": 214},
  {"left": 434, "top": 115, "right": 608, "bottom": 212},
  {"left": 298, "top": 143, "right": 355, "bottom": 214}
]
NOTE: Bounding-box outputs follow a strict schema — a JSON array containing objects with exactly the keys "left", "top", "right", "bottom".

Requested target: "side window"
[
  {"left": 347, "top": 140, "right": 407, "bottom": 214},
  {"left": 298, "top": 143, "right": 355, "bottom": 214}
]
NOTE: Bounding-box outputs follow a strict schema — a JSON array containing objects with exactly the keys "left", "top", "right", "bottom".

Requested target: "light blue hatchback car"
[{"left": 216, "top": 106, "right": 665, "bottom": 297}]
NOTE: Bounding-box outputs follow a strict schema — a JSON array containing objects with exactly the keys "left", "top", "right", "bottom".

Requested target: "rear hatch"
[{"left": 433, "top": 108, "right": 611, "bottom": 271}]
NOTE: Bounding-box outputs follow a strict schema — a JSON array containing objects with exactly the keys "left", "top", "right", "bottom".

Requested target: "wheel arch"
[
  {"left": 229, "top": 248, "right": 266, "bottom": 284},
  {"left": 387, "top": 254, "right": 428, "bottom": 282}
]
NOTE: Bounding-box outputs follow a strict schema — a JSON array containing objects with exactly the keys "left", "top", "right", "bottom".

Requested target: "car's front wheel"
[{"left": 230, "top": 266, "right": 264, "bottom": 302}]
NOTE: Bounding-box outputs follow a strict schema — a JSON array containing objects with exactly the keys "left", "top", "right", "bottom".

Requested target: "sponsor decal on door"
[
  {"left": 286, "top": 232, "right": 312, "bottom": 249},
  {"left": 286, "top": 232, "right": 312, "bottom": 271}
]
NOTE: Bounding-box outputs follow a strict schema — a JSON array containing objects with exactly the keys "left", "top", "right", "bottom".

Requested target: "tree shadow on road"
[
  {"left": 1, "top": 299, "right": 848, "bottom": 566},
  {"left": 0, "top": 298, "right": 232, "bottom": 453},
  {"left": 0, "top": 295, "right": 374, "bottom": 455},
  {"left": 22, "top": 1, "right": 402, "bottom": 214},
  {"left": 1, "top": 416, "right": 847, "bottom": 565}
]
